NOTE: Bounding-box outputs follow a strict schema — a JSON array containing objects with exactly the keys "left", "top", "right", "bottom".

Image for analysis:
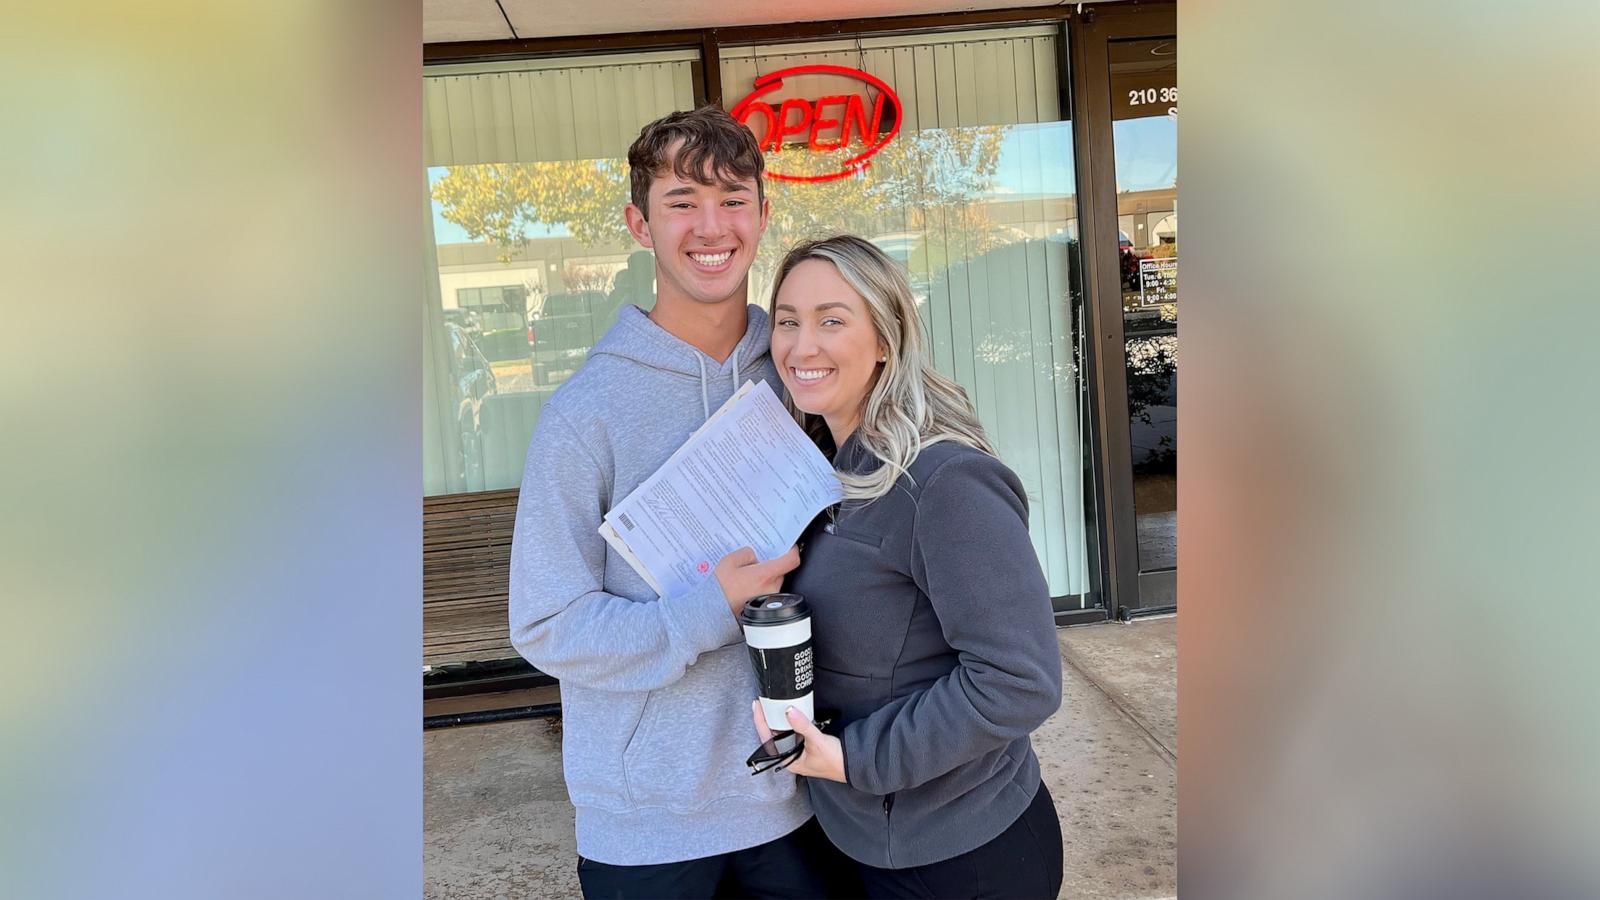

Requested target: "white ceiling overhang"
[{"left": 424, "top": 0, "right": 1085, "bottom": 44}]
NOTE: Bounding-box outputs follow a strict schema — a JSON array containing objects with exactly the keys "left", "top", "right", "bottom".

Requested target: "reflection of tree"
[
  {"left": 431, "top": 160, "right": 630, "bottom": 262},
  {"left": 562, "top": 262, "right": 618, "bottom": 293},
  {"left": 756, "top": 127, "right": 1011, "bottom": 299},
  {"left": 908, "top": 205, "right": 1020, "bottom": 273},
  {"left": 1127, "top": 334, "right": 1176, "bottom": 469},
  {"left": 429, "top": 127, "right": 1011, "bottom": 277}
]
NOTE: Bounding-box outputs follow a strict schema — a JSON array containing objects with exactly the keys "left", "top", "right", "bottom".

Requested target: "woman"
[{"left": 754, "top": 235, "right": 1065, "bottom": 898}]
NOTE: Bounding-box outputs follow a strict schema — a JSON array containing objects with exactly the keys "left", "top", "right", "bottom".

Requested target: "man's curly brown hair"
[{"left": 628, "top": 105, "right": 765, "bottom": 218}]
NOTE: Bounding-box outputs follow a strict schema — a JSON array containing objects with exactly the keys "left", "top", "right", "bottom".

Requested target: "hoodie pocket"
[
  {"left": 815, "top": 665, "right": 890, "bottom": 725},
  {"left": 620, "top": 647, "right": 795, "bottom": 811},
  {"left": 822, "top": 521, "right": 882, "bottom": 549},
  {"left": 560, "top": 689, "right": 649, "bottom": 814}
]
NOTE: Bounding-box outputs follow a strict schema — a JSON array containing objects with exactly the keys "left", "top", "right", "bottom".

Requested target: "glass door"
[
  {"left": 1075, "top": 3, "right": 1176, "bottom": 614},
  {"left": 1113, "top": 36, "right": 1177, "bottom": 601}
]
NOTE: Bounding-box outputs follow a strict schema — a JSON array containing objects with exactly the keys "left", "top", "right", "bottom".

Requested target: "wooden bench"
[{"left": 424, "top": 488, "right": 554, "bottom": 695}]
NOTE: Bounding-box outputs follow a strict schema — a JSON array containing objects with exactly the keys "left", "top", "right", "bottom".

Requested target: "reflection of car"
[
  {"left": 1119, "top": 232, "right": 1144, "bottom": 292},
  {"left": 441, "top": 308, "right": 482, "bottom": 332},
  {"left": 450, "top": 287, "right": 528, "bottom": 362},
  {"left": 443, "top": 323, "right": 497, "bottom": 484},
  {"left": 530, "top": 290, "right": 616, "bottom": 386},
  {"left": 869, "top": 232, "right": 919, "bottom": 264},
  {"left": 868, "top": 232, "right": 932, "bottom": 307}
]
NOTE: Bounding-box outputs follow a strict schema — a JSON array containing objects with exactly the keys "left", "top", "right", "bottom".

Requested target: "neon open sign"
[{"left": 730, "top": 65, "right": 903, "bottom": 183}]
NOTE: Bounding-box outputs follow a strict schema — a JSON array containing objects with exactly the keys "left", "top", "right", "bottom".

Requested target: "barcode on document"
[{"left": 618, "top": 513, "right": 636, "bottom": 530}]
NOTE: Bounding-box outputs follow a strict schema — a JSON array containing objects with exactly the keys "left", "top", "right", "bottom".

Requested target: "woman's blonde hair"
[{"left": 768, "top": 235, "right": 995, "bottom": 503}]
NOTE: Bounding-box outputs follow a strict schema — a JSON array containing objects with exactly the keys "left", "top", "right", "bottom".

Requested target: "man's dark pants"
[{"left": 576, "top": 817, "right": 862, "bottom": 899}]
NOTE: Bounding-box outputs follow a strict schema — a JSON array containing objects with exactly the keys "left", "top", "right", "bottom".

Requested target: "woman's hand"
[{"left": 751, "top": 700, "right": 847, "bottom": 783}]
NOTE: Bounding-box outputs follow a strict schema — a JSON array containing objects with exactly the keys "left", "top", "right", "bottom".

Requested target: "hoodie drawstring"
[
  {"left": 697, "top": 355, "right": 710, "bottom": 420},
  {"left": 695, "top": 346, "right": 744, "bottom": 422}
]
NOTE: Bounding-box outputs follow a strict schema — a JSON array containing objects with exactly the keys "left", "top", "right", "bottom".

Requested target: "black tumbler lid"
[{"left": 741, "top": 593, "right": 809, "bottom": 625}]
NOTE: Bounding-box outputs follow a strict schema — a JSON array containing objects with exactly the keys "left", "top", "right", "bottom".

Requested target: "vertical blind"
[{"left": 424, "top": 51, "right": 699, "bottom": 166}]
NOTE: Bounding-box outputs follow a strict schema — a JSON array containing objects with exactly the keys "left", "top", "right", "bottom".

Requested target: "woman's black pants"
[{"left": 857, "top": 780, "right": 1064, "bottom": 899}]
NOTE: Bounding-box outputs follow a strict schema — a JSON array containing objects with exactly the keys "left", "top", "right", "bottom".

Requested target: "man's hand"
[{"left": 715, "top": 545, "right": 800, "bottom": 616}]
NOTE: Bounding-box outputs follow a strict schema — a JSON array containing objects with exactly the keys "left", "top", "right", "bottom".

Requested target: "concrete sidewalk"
[{"left": 425, "top": 617, "right": 1176, "bottom": 899}]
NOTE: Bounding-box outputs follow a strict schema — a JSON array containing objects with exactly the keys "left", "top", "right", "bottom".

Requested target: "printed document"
[{"left": 600, "top": 380, "right": 844, "bottom": 598}]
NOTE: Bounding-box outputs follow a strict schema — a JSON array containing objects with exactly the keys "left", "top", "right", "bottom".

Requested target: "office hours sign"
[{"left": 1138, "top": 257, "right": 1177, "bottom": 308}]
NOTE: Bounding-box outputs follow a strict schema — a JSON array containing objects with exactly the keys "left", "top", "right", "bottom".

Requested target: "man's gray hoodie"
[{"left": 509, "top": 303, "right": 810, "bottom": 866}]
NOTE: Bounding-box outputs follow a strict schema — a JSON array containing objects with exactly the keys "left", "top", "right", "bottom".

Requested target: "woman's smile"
[{"left": 790, "top": 367, "right": 835, "bottom": 385}]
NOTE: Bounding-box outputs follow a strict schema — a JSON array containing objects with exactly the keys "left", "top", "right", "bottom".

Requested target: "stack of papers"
[{"left": 600, "top": 380, "right": 844, "bottom": 598}]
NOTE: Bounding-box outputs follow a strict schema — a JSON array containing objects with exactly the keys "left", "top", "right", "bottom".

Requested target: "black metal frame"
[
  {"left": 1070, "top": 2, "right": 1178, "bottom": 617},
  {"left": 424, "top": 703, "right": 563, "bottom": 730},
  {"left": 1120, "top": 603, "right": 1176, "bottom": 621},
  {"left": 423, "top": 0, "right": 1179, "bottom": 632},
  {"left": 423, "top": 658, "right": 556, "bottom": 700},
  {"left": 1056, "top": 606, "right": 1110, "bottom": 627}
]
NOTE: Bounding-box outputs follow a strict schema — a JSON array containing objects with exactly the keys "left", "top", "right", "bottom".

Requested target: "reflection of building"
[
  {"left": 435, "top": 235, "right": 639, "bottom": 314},
  {"left": 1116, "top": 187, "right": 1178, "bottom": 252},
  {"left": 1151, "top": 214, "right": 1176, "bottom": 244},
  {"left": 980, "top": 187, "right": 1173, "bottom": 252}
]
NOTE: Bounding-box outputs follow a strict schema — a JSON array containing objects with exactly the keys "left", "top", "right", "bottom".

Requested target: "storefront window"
[
  {"left": 723, "top": 26, "right": 1090, "bottom": 598},
  {"left": 423, "top": 50, "right": 698, "bottom": 495},
  {"left": 422, "top": 30, "right": 1091, "bottom": 601}
]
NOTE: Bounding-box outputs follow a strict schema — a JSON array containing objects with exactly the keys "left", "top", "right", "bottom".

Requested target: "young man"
[{"left": 509, "top": 107, "right": 833, "bottom": 898}]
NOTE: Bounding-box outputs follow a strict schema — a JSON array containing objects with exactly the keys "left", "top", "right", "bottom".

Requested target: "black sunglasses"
[{"left": 745, "top": 716, "right": 833, "bottom": 775}]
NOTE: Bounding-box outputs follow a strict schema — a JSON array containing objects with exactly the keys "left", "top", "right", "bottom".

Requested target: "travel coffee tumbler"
[{"left": 740, "top": 593, "right": 814, "bottom": 730}]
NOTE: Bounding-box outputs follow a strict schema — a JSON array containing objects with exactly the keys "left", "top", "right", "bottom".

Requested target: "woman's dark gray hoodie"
[{"left": 789, "top": 434, "right": 1063, "bottom": 869}]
